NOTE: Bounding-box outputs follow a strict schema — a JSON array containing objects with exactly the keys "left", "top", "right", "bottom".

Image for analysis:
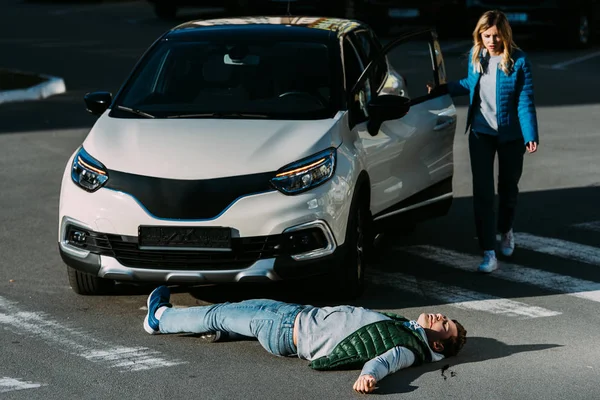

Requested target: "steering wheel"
[{"left": 278, "top": 91, "right": 327, "bottom": 107}]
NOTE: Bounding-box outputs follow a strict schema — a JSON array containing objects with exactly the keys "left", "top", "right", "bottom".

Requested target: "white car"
[{"left": 58, "top": 16, "right": 456, "bottom": 299}]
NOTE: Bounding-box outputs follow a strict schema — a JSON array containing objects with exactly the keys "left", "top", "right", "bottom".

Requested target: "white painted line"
[
  {"left": 0, "top": 75, "right": 66, "bottom": 105},
  {"left": 405, "top": 245, "right": 600, "bottom": 303},
  {"left": 0, "top": 296, "right": 187, "bottom": 372},
  {"left": 547, "top": 50, "right": 600, "bottom": 69},
  {"left": 573, "top": 221, "right": 600, "bottom": 233},
  {"left": 369, "top": 270, "right": 560, "bottom": 319},
  {"left": 514, "top": 233, "right": 600, "bottom": 266},
  {"left": 0, "top": 377, "right": 46, "bottom": 393}
]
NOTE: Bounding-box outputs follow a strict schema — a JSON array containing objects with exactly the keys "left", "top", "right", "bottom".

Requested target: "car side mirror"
[
  {"left": 366, "top": 95, "right": 411, "bottom": 136},
  {"left": 84, "top": 91, "right": 113, "bottom": 115}
]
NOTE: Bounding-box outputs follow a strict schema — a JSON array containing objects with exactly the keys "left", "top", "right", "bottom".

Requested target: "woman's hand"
[
  {"left": 426, "top": 82, "right": 435, "bottom": 94},
  {"left": 526, "top": 141, "right": 538, "bottom": 153},
  {"left": 353, "top": 374, "right": 378, "bottom": 394}
]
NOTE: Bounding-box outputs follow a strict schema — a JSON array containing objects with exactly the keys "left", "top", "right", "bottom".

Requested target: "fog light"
[
  {"left": 67, "top": 228, "right": 89, "bottom": 248},
  {"left": 284, "top": 228, "right": 327, "bottom": 255}
]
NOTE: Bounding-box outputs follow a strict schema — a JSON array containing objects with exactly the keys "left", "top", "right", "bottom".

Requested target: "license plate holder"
[{"left": 138, "top": 226, "right": 232, "bottom": 251}]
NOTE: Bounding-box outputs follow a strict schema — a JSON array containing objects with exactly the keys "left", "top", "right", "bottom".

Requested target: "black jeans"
[{"left": 469, "top": 131, "right": 525, "bottom": 251}]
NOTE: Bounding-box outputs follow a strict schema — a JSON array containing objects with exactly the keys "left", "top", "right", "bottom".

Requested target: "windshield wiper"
[
  {"left": 115, "top": 105, "right": 156, "bottom": 118},
  {"left": 167, "top": 112, "right": 268, "bottom": 119}
]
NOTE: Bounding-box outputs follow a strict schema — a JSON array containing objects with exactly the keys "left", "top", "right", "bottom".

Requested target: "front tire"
[
  {"left": 67, "top": 266, "right": 114, "bottom": 295},
  {"left": 330, "top": 195, "right": 369, "bottom": 299}
]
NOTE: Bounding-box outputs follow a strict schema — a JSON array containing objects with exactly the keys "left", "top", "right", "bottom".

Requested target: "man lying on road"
[{"left": 143, "top": 286, "right": 467, "bottom": 394}]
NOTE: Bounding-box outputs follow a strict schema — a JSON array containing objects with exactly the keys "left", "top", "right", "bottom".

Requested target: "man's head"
[{"left": 417, "top": 313, "right": 467, "bottom": 358}]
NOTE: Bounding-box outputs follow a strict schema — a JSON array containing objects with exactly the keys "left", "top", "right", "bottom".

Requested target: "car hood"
[{"left": 83, "top": 113, "right": 343, "bottom": 179}]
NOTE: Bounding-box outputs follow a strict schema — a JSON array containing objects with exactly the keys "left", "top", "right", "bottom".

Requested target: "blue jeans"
[{"left": 159, "top": 299, "right": 305, "bottom": 357}]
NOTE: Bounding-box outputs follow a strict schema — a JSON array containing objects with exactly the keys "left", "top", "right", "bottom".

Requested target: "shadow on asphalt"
[{"left": 376, "top": 337, "right": 562, "bottom": 395}]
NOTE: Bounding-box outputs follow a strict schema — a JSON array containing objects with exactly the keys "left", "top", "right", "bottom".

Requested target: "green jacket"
[{"left": 309, "top": 313, "right": 432, "bottom": 371}]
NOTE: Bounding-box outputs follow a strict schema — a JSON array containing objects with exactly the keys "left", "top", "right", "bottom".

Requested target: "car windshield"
[{"left": 113, "top": 37, "right": 337, "bottom": 120}]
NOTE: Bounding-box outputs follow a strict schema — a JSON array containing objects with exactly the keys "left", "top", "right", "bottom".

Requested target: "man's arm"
[{"left": 352, "top": 347, "right": 416, "bottom": 394}]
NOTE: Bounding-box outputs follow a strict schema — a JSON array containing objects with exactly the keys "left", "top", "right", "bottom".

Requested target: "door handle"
[{"left": 434, "top": 116, "right": 456, "bottom": 131}]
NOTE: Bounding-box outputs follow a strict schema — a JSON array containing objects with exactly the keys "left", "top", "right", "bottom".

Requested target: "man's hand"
[
  {"left": 353, "top": 374, "right": 378, "bottom": 394},
  {"left": 526, "top": 141, "right": 538, "bottom": 153}
]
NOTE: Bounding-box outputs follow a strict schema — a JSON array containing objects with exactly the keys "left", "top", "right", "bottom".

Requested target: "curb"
[{"left": 0, "top": 74, "right": 67, "bottom": 105}]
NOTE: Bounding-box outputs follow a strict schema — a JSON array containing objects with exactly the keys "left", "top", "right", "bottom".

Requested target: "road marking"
[
  {"left": 0, "top": 377, "right": 46, "bottom": 393},
  {"left": 514, "top": 233, "right": 600, "bottom": 266},
  {"left": 404, "top": 245, "right": 600, "bottom": 302},
  {"left": 546, "top": 50, "right": 600, "bottom": 70},
  {"left": 0, "top": 296, "right": 187, "bottom": 372},
  {"left": 369, "top": 270, "right": 560, "bottom": 319},
  {"left": 573, "top": 221, "right": 600, "bottom": 233}
]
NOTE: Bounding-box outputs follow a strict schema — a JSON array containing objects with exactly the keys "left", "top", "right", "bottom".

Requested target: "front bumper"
[
  {"left": 58, "top": 153, "right": 354, "bottom": 284},
  {"left": 58, "top": 217, "right": 343, "bottom": 283}
]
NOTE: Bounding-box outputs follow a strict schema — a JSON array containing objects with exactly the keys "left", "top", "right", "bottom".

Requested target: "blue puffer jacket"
[{"left": 448, "top": 49, "right": 539, "bottom": 144}]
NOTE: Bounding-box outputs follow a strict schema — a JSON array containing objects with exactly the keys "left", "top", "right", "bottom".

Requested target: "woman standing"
[{"left": 446, "top": 10, "right": 539, "bottom": 273}]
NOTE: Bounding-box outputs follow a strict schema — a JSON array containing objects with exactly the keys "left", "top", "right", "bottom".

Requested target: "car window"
[
  {"left": 432, "top": 38, "right": 447, "bottom": 85},
  {"left": 114, "top": 39, "right": 337, "bottom": 120},
  {"left": 343, "top": 36, "right": 372, "bottom": 125},
  {"left": 384, "top": 39, "right": 437, "bottom": 102},
  {"left": 352, "top": 30, "right": 387, "bottom": 92}
]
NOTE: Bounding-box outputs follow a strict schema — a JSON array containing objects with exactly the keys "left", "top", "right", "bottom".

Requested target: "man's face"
[{"left": 417, "top": 313, "right": 458, "bottom": 343}]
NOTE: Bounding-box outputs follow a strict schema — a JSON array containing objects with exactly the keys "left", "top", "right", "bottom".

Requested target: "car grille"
[{"left": 94, "top": 234, "right": 282, "bottom": 270}]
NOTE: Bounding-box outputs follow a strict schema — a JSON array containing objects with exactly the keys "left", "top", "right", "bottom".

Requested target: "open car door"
[{"left": 344, "top": 28, "right": 457, "bottom": 230}]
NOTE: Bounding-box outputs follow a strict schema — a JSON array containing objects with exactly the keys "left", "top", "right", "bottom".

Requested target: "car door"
[
  {"left": 342, "top": 32, "right": 408, "bottom": 217},
  {"left": 348, "top": 28, "right": 456, "bottom": 226}
]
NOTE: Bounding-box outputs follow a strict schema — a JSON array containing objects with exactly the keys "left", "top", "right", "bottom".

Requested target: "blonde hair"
[{"left": 471, "top": 10, "right": 519, "bottom": 75}]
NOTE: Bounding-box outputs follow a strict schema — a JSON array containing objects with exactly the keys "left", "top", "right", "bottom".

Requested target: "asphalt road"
[{"left": 1, "top": 1, "right": 600, "bottom": 399}]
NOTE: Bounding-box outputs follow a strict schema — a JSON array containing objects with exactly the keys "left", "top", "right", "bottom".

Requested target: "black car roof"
[{"left": 165, "top": 16, "right": 365, "bottom": 41}]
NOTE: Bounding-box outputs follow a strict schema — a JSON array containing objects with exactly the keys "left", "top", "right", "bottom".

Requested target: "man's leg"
[
  {"left": 497, "top": 139, "right": 525, "bottom": 234},
  {"left": 469, "top": 132, "right": 498, "bottom": 251},
  {"left": 159, "top": 298, "right": 304, "bottom": 357}
]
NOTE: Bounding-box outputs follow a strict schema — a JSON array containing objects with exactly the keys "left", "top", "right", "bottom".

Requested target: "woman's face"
[{"left": 481, "top": 25, "right": 504, "bottom": 56}]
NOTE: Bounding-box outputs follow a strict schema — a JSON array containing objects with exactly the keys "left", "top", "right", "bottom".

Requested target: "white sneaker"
[
  {"left": 500, "top": 229, "right": 515, "bottom": 257},
  {"left": 477, "top": 250, "right": 498, "bottom": 273}
]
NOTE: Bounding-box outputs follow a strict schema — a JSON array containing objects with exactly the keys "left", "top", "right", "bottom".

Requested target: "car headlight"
[
  {"left": 71, "top": 147, "right": 109, "bottom": 192},
  {"left": 271, "top": 148, "right": 336, "bottom": 195}
]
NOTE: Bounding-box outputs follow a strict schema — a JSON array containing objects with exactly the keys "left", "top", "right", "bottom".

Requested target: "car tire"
[
  {"left": 154, "top": 2, "right": 177, "bottom": 19},
  {"left": 330, "top": 192, "right": 369, "bottom": 299},
  {"left": 67, "top": 266, "right": 114, "bottom": 295}
]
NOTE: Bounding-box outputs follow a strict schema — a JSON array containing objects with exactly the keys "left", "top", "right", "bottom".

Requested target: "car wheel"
[
  {"left": 154, "top": 2, "right": 177, "bottom": 19},
  {"left": 331, "top": 195, "right": 369, "bottom": 299},
  {"left": 67, "top": 266, "right": 114, "bottom": 295}
]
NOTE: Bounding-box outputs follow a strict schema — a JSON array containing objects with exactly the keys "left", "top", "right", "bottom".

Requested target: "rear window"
[{"left": 114, "top": 38, "right": 337, "bottom": 120}]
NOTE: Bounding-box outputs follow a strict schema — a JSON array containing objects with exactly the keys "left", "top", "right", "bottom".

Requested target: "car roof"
[{"left": 166, "top": 16, "right": 365, "bottom": 41}]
